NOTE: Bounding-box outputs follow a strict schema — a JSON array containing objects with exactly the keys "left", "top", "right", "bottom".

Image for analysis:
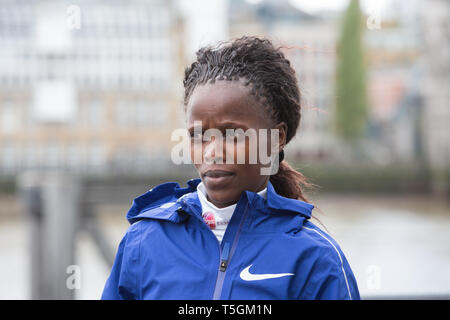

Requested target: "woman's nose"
[{"left": 204, "top": 138, "right": 224, "bottom": 164}]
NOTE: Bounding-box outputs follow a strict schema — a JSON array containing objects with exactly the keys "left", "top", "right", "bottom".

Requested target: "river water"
[{"left": 1, "top": 193, "right": 449, "bottom": 299}]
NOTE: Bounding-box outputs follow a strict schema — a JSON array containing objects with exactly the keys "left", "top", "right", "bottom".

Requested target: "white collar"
[{"left": 197, "top": 181, "right": 267, "bottom": 212}]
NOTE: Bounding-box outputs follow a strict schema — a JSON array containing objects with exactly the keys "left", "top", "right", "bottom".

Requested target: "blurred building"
[
  {"left": 421, "top": 0, "right": 450, "bottom": 171},
  {"left": 229, "top": 0, "right": 429, "bottom": 168},
  {"left": 229, "top": 0, "right": 340, "bottom": 162},
  {"left": 0, "top": 0, "right": 185, "bottom": 177},
  {"left": 364, "top": 7, "right": 422, "bottom": 165}
]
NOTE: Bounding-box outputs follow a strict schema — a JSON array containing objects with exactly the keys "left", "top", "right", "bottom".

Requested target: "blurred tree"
[{"left": 335, "top": 0, "right": 368, "bottom": 142}]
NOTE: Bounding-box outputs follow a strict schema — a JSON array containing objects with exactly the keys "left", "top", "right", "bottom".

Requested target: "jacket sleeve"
[
  {"left": 101, "top": 223, "right": 141, "bottom": 300},
  {"left": 301, "top": 250, "right": 360, "bottom": 300}
]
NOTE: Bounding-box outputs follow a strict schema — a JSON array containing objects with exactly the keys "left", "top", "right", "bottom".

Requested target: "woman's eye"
[
  {"left": 192, "top": 133, "right": 203, "bottom": 140},
  {"left": 189, "top": 131, "right": 203, "bottom": 141}
]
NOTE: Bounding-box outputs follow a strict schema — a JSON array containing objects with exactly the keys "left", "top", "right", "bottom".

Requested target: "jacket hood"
[
  {"left": 126, "top": 178, "right": 200, "bottom": 224},
  {"left": 126, "top": 178, "right": 314, "bottom": 224}
]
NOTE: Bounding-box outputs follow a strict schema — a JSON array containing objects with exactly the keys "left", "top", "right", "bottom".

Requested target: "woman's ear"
[{"left": 273, "top": 121, "right": 287, "bottom": 152}]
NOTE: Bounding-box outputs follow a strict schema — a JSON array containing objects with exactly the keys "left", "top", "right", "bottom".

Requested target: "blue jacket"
[{"left": 101, "top": 178, "right": 360, "bottom": 300}]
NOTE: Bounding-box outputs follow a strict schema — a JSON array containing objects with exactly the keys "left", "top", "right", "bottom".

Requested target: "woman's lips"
[
  {"left": 203, "top": 170, "right": 235, "bottom": 187},
  {"left": 203, "top": 170, "right": 234, "bottom": 178}
]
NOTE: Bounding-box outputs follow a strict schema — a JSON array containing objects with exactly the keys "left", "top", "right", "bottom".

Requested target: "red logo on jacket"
[{"left": 202, "top": 212, "right": 216, "bottom": 230}]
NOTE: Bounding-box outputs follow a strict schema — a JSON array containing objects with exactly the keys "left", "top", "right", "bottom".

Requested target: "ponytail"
[
  {"left": 269, "top": 160, "right": 312, "bottom": 203},
  {"left": 270, "top": 158, "right": 327, "bottom": 230}
]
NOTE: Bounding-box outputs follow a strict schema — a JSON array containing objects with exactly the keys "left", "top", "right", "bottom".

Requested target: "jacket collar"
[
  {"left": 265, "top": 179, "right": 313, "bottom": 218},
  {"left": 126, "top": 178, "right": 313, "bottom": 224}
]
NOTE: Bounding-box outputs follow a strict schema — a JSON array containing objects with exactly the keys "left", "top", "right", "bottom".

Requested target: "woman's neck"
[{"left": 198, "top": 181, "right": 268, "bottom": 209}]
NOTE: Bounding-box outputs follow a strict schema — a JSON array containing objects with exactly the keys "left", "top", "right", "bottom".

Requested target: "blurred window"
[
  {"left": 23, "top": 143, "right": 41, "bottom": 169},
  {"left": 86, "top": 99, "right": 103, "bottom": 126},
  {"left": 1, "top": 143, "right": 17, "bottom": 173},
  {"left": 148, "top": 101, "right": 169, "bottom": 125},
  {"left": 66, "top": 143, "right": 84, "bottom": 173},
  {"left": 115, "top": 100, "right": 131, "bottom": 127},
  {"left": 45, "top": 141, "right": 62, "bottom": 169},
  {"left": 0, "top": 102, "right": 19, "bottom": 134},
  {"left": 87, "top": 141, "right": 105, "bottom": 173}
]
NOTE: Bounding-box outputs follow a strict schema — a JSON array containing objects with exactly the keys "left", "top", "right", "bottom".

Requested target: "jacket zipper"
[
  {"left": 212, "top": 241, "right": 230, "bottom": 300},
  {"left": 181, "top": 198, "right": 250, "bottom": 300},
  {"left": 219, "top": 242, "right": 230, "bottom": 272},
  {"left": 179, "top": 200, "right": 224, "bottom": 296},
  {"left": 213, "top": 203, "right": 249, "bottom": 299}
]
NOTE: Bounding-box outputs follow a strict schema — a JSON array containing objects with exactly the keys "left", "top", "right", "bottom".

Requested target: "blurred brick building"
[
  {"left": 0, "top": 0, "right": 185, "bottom": 177},
  {"left": 229, "top": 0, "right": 339, "bottom": 162}
]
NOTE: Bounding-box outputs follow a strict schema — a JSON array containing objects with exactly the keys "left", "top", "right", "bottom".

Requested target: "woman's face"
[{"left": 186, "top": 80, "right": 286, "bottom": 208}]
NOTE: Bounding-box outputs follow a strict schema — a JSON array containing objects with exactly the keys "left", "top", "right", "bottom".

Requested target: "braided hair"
[{"left": 183, "top": 36, "right": 312, "bottom": 203}]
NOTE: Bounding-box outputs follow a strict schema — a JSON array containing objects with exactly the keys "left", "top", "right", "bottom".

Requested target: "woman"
[{"left": 102, "top": 36, "right": 360, "bottom": 300}]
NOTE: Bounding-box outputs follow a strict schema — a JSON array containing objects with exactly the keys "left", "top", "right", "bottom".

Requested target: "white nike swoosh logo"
[{"left": 239, "top": 264, "right": 294, "bottom": 281}]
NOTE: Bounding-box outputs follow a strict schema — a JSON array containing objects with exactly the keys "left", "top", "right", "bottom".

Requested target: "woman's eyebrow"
[
  {"left": 187, "top": 126, "right": 200, "bottom": 134},
  {"left": 187, "top": 121, "right": 249, "bottom": 132},
  {"left": 216, "top": 121, "right": 249, "bottom": 129}
]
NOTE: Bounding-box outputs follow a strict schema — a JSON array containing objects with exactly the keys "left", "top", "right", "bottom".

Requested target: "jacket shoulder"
[
  {"left": 299, "top": 221, "right": 359, "bottom": 299},
  {"left": 300, "top": 221, "right": 345, "bottom": 262}
]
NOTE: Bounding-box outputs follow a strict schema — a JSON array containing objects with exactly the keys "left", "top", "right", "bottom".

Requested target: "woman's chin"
[{"left": 205, "top": 189, "right": 240, "bottom": 208}]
